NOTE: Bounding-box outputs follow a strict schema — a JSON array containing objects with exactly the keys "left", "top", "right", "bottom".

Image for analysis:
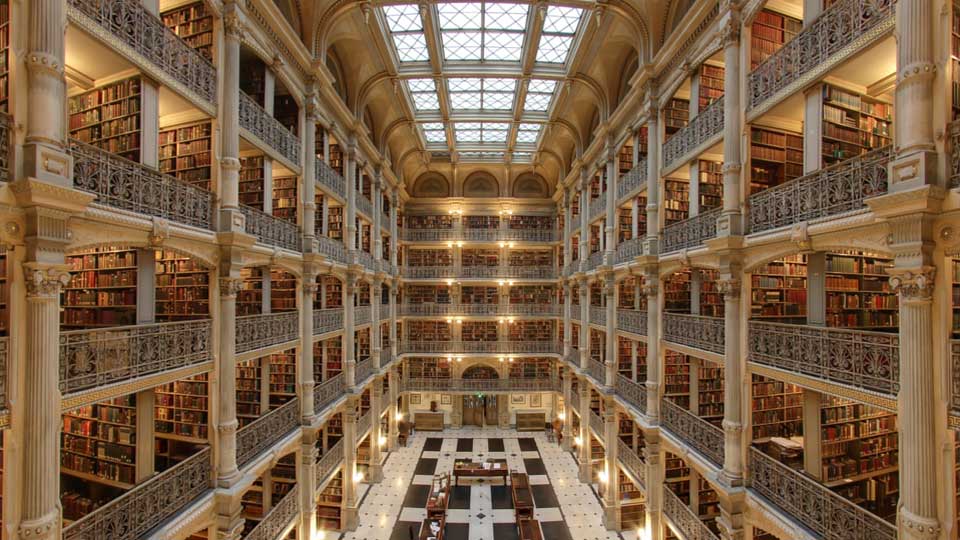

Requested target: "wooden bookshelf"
[
  {"left": 697, "top": 364, "right": 724, "bottom": 426},
  {"left": 0, "top": 1, "right": 9, "bottom": 112},
  {"left": 461, "top": 286, "right": 497, "bottom": 305},
  {"left": 407, "top": 358, "right": 453, "bottom": 379},
  {"left": 462, "top": 249, "right": 498, "bottom": 267},
  {"left": 509, "top": 320, "right": 554, "bottom": 341},
  {"left": 406, "top": 215, "right": 454, "bottom": 229},
  {"left": 749, "top": 126, "right": 804, "bottom": 194},
  {"left": 408, "top": 249, "right": 454, "bottom": 267},
  {"left": 698, "top": 476, "right": 720, "bottom": 530},
  {"left": 159, "top": 121, "right": 213, "bottom": 190},
  {"left": 324, "top": 337, "right": 343, "bottom": 379},
  {"left": 663, "top": 179, "right": 690, "bottom": 225},
  {"left": 699, "top": 269, "right": 722, "bottom": 318},
  {"left": 954, "top": 0, "right": 960, "bottom": 119},
  {"left": 63, "top": 247, "right": 137, "bottom": 329},
  {"left": 155, "top": 373, "right": 209, "bottom": 443},
  {"left": 508, "top": 215, "right": 554, "bottom": 229},
  {"left": 664, "top": 270, "right": 691, "bottom": 313},
  {"left": 663, "top": 98, "right": 689, "bottom": 139},
  {"left": 268, "top": 350, "right": 297, "bottom": 408},
  {"left": 238, "top": 267, "right": 263, "bottom": 316},
  {"left": 509, "top": 285, "right": 555, "bottom": 305},
  {"left": 274, "top": 95, "right": 299, "bottom": 136},
  {"left": 155, "top": 250, "right": 210, "bottom": 321},
  {"left": 462, "top": 321, "right": 498, "bottom": 341},
  {"left": 316, "top": 470, "right": 344, "bottom": 531},
  {"left": 750, "top": 9, "right": 801, "bottom": 70},
  {"left": 825, "top": 251, "right": 897, "bottom": 329},
  {"left": 356, "top": 328, "right": 371, "bottom": 360},
  {"left": 618, "top": 469, "right": 646, "bottom": 530},
  {"left": 750, "top": 254, "right": 807, "bottom": 323},
  {"left": 0, "top": 251, "right": 7, "bottom": 336},
  {"left": 664, "top": 352, "right": 690, "bottom": 409},
  {"left": 319, "top": 276, "right": 343, "bottom": 308},
  {"left": 750, "top": 375, "right": 802, "bottom": 441},
  {"left": 272, "top": 176, "right": 298, "bottom": 223},
  {"left": 697, "top": 160, "right": 723, "bottom": 211},
  {"left": 61, "top": 396, "right": 137, "bottom": 490},
  {"left": 328, "top": 143, "right": 344, "bottom": 176},
  {"left": 821, "top": 84, "right": 893, "bottom": 167},
  {"left": 463, "top": 215, "right": 500, "bottom": 229},
  {"left": 239, "top": 156, "right": 265, "bottom": 210},
  {"left": 161, "top": 1, "right": 214, "bottom": 61},
  {"left": 953, "top": 260, "right": 960, "bottom": 336},
  {"left": 508, "top": 250, "right": 551, "bottom": 267},
  {"left": 664, "top": 451, "right": 690, "bottom": 500},
  {"left": 698, "top": 64, "right": 724, "bottom": 112},
  {"left": 69, "top": 76, "right": 142, "bottom": 162},
  {"left": 270, "top": 269, "right": 297, "bottom": 312},
  {"left": 618, "top": 144, "right": 634, "bottom": 173},
  {"left": 508, "top": 358, "right": 552, "bottom": 378},
  {"left": 236, "top": 359, "right": 262, "bottom": 426},
  {"left": 405, "top": 284, "right": 451, "bottom": 305},
  {"left": 405, "top": 320, "right": 452, "bottom": 342},
  {"left": 328, "top": 206, "right": 344, "bottom": 241}
]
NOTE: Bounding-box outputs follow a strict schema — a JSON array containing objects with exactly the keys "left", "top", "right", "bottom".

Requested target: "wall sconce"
[
  {"left": 456, "top": 357, "right": 462, "bottom": 362},
  {"left": 498, "top": 318, "right": 505, "bottom": 324},
  {"left": 507, "top": 242, "right": 515, "bottom": 248},
  {"left": 507, "top": 280, "right": 514, "bottom": 286},
  {"left": 498, "top": 279, "right": 506, "bottom": 286},
  {"left": 445, "top": 317, "right": 453, "bottom": 324},
  {"left": 598, "top": 471, "right": 608, "bottom": 484},
  {"left": 508, "top": 357, "right": 514, "bottom": 363},
  {"left": 447, "top": 241, "right": 454, "bottom": 248},
  {"left": 498, "top": 357, "right": 504, "bottom": 362},
  {"left": 446, "top": 279, "right": 454, "bottom": 286},
  {"left": 378, "top": 436, "right": 387, "bottom": 447},
  {"left": 498, "top": 241, "right": 506, "bottom": 248},
  {"left": 455, "top": 317, "right": 463, "bottom": 324},
  {"left": 354, "top": 471, "right": 365, "bottom": 483},
  {"left": 574, "top": 436, "right": 582, "bottom": 446}
]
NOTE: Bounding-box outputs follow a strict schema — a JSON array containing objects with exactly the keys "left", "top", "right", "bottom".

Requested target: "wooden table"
[
  {"left": 517, "top": 518, "right": 543, "bottom": 540},
  {"left": 421, "top": 473, "right": 450, "bottom": 540},
  {"left": 510, "top": 472, "right": 534, "bottom": 520},
  {"left": 419, "top": 518, "right": 445, "bottom": 540},
  {"left": 452, "top": 459, "right": 509, "bottom": 485}
]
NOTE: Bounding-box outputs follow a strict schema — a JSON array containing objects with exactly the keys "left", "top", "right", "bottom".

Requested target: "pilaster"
[
  {"left": 716, "top": 6, "right": 743, "bottom": 237},
  {"left": 577, "top": 377, "right": 592, "bottom": 483},
  {"left": 718, "top": 267, "right": 744, "bottom": 487},
  {"left": 603, "top": 275, "right": 616, "bottom": 387},
  {"left": 219, "top": 5, "right": 243, "bottom": 230},
  {"left": 642, "top": 273, "right": 661, "bottom": 422},
  {"left": 344, "top": 272, "right": 358, "bottom": 387}
]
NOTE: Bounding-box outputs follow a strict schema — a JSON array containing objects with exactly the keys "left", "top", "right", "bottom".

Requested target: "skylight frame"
[
  {"left": 536, "top": 6, "right": 584, "bottom": 65},
  {"left": 436, "top": 2, "right": 530, "bottom": 63},
  {"left": 383, "top": 4, "right": 430, "bottom": 63}
]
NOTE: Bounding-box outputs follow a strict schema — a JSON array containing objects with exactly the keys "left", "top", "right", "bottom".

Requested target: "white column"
[
  {"left": 718, "top": 272, "right": 743, "bottom": 486},
  {"left": 579, "top": 174, "right": 590, "bottom": 268},
  {"left": 344, "top": 273, "right": 357, "bottom": 387},
  {"left": 577, "top": 378, "right": 591, "bottom": 483},
  {"left": 561, "top": 373, "right": 573, "bottom": 451},
  {"left": 563, "top": 281, "right": 573, "bottom": 357},
  {"left": 604, "top": 277, "right": 616, "bottom": 387},
  {"left": 345, "top": 147, "right": 358, "bottom": 252},
  {"left": 218, "top": 10, "right": 242, "bottom": 217},
  {"left": 578, "top": 278, "right": 590, "bottom": 370},
  {"left": 343, "top": 397, "right": 359, "bottom": 530},
  {"left": 298, "top": 430, "right": 319, "bottom": 540},
  {"left": 368, "top": 377, "right": 384, "bottom": 482},
  {"left": 303, "top": 101, "right": 318, "bottom": 250},
  {"left": 604, "top": 150, "right": 618, "bottom": 265},
  {"left": 718, "top": 15, "right": 742, "bottom": 237},
  {"left": 643, "top": 276, "right": 661, "bottom": 421},
  {"left": 563, "top": 188, "right": 574, "bottom": 272},
  {"left": 643, "top": 432, "right": 663, "bottom": 540},
  {"left": 216, "top": 276, "right": 242, "bottom": 485},
  {"left": 644, "top": 102, "right": 660, "bottom": 255},
  {"left": 602, "top": 400, "right": 619, "bottom": 530},
  {"left": 300, "top": 279, "right": 318, "bottom": 419}
]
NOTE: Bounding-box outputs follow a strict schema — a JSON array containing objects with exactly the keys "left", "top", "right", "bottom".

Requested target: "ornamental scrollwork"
[
  {"left": 220, "top": 277, "right": 244, "bottom": 298},
  {"left": 25, "top": 266, "right": 71, "bottom": 298},
  {"left": 716, "top": 278, "right": 741, "bottom": 299},
  {"left": 889, "top": 267, "right": 935, "bottom": 301}
]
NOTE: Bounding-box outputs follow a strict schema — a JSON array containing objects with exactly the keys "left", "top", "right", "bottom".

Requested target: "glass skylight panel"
[
  {"left": 437, "top": 2, "right": 527, "bottom": 62},
  {"left": 536, "top": 34, "right": 574, "bottom": 63},
  {"left": 447, "top": 78, "right": 516, "bottom": 111},
  {"left": 460, "top": 151, "right": 505, "bottom": 161},
  {"left": 383, "top": 5, "right": 429, "bottom": 62},
  {"left": 393, "top": 34, "right": 430, "bottom": 62},
  {"left": 542, "top": 6, "right": 583, "bottom": 33},
  {"left": 537, "top": 6, "right": 582, "bottom": 64},
  {"left": 384, "top": 4, "right": 422, "bottom": 31},
  {"left": 515, "top": 123, "right": 542, "bottom": 144},
  {"left": 512, "top": 152, "right": 533, "bottom": 162},
  {"left": 484, "top": 32, "right": 524, "bottom": 61},
  {"left": 437, "top": 2, "right": 482, "bottom": 28},
  {"left": 450, "top": 92, "right": 483, "bottom": 109},
  {"left": 423, "top": 127, "right": 447, "bottom": 144},
  {"left": 443, "top": 31, "right": 483, "bottom": 60},
  {"left": 453, "top": 122, "right": 510, "bottom": 144},
  {"left": 524, "top": 79, "right": 557, "bottom": 112},
  {"left": 407, "top": 78, "right": 440, "bottom": 111}
]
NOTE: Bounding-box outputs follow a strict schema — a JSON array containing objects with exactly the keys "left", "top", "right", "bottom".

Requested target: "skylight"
[
  {"left": 537, "top": 6, "right": 583, "bottom": 64},
  {"left": 524, "top": 79, "right": 558, "bottom": 112},
  {"left": 454, "top": 122, "right": 510, "bottom": 143},
  {"left": 383, "top": 5, "right": 429, "bottom": 62},
  {"left": 420, "top": 122, "right": 447, "bottom": 145},
  {"left": 437, "top": 3, "right": 528, "bottom": 62},
  {"left": 515, "top": 123, "right": 543, "bottom": 145},
  {"left": 407, "top": 78, "right": 440, "bottom": 111},
  {"left": 448, "top": 78, "right": 516, "bottom": 111}
]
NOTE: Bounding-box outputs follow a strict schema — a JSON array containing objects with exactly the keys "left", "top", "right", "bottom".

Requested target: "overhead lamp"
[
  {"left": 446, "top": 279, "right": 454, "bottom": 286},
  {"left": 378, "top": 435, "right": 387, "bottom": 447},
  {"left": 498, "top": 279, "right": 506, "bottom": 286},
  {"left": 456, "top": 241, "right": 464, "bottom": 247},
  {"left": 395, "top": 412, "right": 404, "bottom": 421},
  {"left": 447, "top": 241, "right": 454, "bottom": 248},
  {"left": 498, "top": 241, "right": 507, "bottom": 248}
]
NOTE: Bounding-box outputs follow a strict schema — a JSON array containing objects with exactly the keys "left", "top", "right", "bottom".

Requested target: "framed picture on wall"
[
  {"left": 410, "top": 393, "right": 421, "bottom": 405},
  {"left": 441, "top": 394, "right": 451, "bottom": 405},
  {"left": 511, "top": 394, "right": 525, "bottom": 405},
  {"left": 530, "top": 393, "right": 542, "bottom": 407}
]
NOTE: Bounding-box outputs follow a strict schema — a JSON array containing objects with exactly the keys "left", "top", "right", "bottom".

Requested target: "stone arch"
[
  {"left": 462, "top": 172, "right": 500, "bottom": 198},
  {"left": 512, "top": 173, "right": 549, "bottom": 198},
  {"left": 272, "top": 0, "right": 302, "bottom": 35},
  {"left": 663, "top": 0, "right": 695, "bottom": 44},
  {"left": 462, "top": 364, "right": 499, "bottom": 379},
  {"left": 412, "top": 172, "right": 450, "bottom": 198},
  {"left": 326, "top": 50, "right": 348, "bottom": 103}
]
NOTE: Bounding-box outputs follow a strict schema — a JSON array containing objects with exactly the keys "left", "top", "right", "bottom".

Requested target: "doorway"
[{"left": 462, "top": 394, "right": 500, "bottom": 426}]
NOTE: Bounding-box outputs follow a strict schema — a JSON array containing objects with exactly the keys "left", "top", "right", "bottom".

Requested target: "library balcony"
[
  {"left": 587, "top": 357, "right": 605, "bottom": 386},
  {"left": 615, "top": 238, "right": 644, "bottom": 264},
  {"left": 617, "top": 439, "right": 646, "bottom": 489},
  {"left": 62, "top": 447, "right": 212, "bottom": 540},
  {"left": 71, "top": 139, "right": 216, "bottom": 231},
  {"left": 615, "top": 374, "right": 647, "bottom": 415},
  {"left": 589, "top": 194, "right": 606, "bottom": 221},
  {"left": 663, "top": 313, "right": 725, "bottom": 355},
  {"left": 317, "top": 159, "right": 347, "bottom": 201},
  {"left": 661, "top": 207, "right": 720, "bottom": 254},
  {"left": 584, "top": 250, "right": 604, "bottom": 272},
  {"left": 662, "top": 97, "right": 724, "bottom": 175},
  {"left": 314, "top": 307, "right": 344, "bottom": 335},
  {"left": 953, "top": 342, "right": 960, "bottom": 418},
  {"left": 59, "top": 319, "right": 213, "bottom": 400},
  {"left": 355, "top": 356, "right": 375, "bottom": 385},
  {"left": 356, "top": 193, "right": 374, "bottom": 220},
  {"left": 379, "top": 303, "right": 390, "bottom": 321},
  {"left": 589, "top": 409, "right": 604, "bottom": 439},
  {"left": 951, "top": 120, "right": 960, "bottom": 189},
  {"left": 660, "top": 397, "right": 724, "bottom": 469},
  {"left": 240, "top": 204, "right": 302, "bottom": 252},
  {"left": 589, "top": 306, "right": 606, "bottom": 327},
  {"left": 314, "top": 372, "right": 345, "bottom": 413},
  {"left": 747, "top": 320, "right": 899, "bottom": 400},
  {"left": 236, "top": 311, "right": 300, "bottom": 355},
  {"left": 617, "top": 309, "right": 647, "bottom": 336},
  {"left": 0, "top": 111, "right": 10, "bottom": 182},
  {"left": 316, "top": 438, "right": 344, "bottom": 486},
  {"left": 662, "top": 484, "right": 720, "bottom": 540},
  {"left": 355, "top": 305, "right": 372, "bottom": 326},
  {"left": 617, "top": 162, "right": 646, "bottom": 204},
  {"left": 401, "top": 376, "right": 561, "bottom": 393},
  {"left": 244, "top": 484, "right": 299, "bottom": 540},
  {"left": 748, "top": 447, "right": 896, "bottom": 540},
  {"left": 747, "top": 146, "right": 892, "bottom": 235},
  {"left": 66, "top": 0, "right": 217, "bottom": 112},
  {"left": 239, "top": 91, "right": 301, "bottom": 170},
  {"left": 316, "top": 235, "right": 349, "bottom": 264},
  {"left": 398, "top": 340, "right": 563, "bottom": 355},
  {"left": 236, "top": 397, "right": 300, "bottom": 469},
  {"left": 746, "top": 0, "right": 895, "bottom": 117}
]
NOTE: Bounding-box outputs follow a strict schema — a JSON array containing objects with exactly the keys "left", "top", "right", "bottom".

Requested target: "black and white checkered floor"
[{"left": 341, "top": 429, "right": 626, "bottom": 540}]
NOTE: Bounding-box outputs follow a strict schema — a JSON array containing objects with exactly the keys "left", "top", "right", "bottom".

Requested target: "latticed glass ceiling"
[{"left": 379, "top": 2, "right": 586, "bottom": 162}]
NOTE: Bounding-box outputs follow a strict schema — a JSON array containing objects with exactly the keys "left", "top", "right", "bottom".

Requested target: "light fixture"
[
  {"left": 314, "top": 530, "right": 326, "bottom": 540},
  {"left": 498, "top": 279, "right": 506, "bottom": 286},
  {"left": 508, "top": 242, "right": 515, "bottom": 248},
  {"left": 507, "top": 280, "right": 514, "bottom": 286},
  {"left": 498, "top": 357, "right": 504, "bottom": 362},
  {"left": 574, "top": 436, "right": 582, "bottom": 446},
  {"left": 447, "top": 241, "right": 454, "bottom": 247},
  {"left": 456, "top": 241, "right": 464, "bottom": 247},
  {"left": 395, "top": 412, "right": 403, "bottom": 421},
  {"left": 498, "top": 318, "right": 505, "bottom": 324},
  {"left": 598, "top": 471, "right": 608, "bottom": 484},
  {"left": 558, "top": 412, "right": 566, "bottom": 421},
  {"left": 508, "top": 357, "right": 514, "bottom": 363},
  {"left": 378, "top": 435, "right": 387, "bottom": 446},
  {"left": 446, "top": 317, "right": 453, "bottom": 323},
  {"left": 354, "top": 471, "right": 365, "bottom": 483},
  {"left": 498, "top": 241, "right": 506, "bottom": 248},
  {"left": 446, "top": 279, "right": 454, "bottom": 286},
  {"left": 456, "top": 357, "right": 462, "bottom": 362}
]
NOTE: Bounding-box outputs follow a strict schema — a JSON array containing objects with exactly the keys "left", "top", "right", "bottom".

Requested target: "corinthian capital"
[
  {"left": 889, "top": 267, "right": 935, "bottom": 302},
  {"left": 24, "top": 264, "right": 70, "bottom": 298},
  {"left": 716, "top": 278, "right": 741, "bottom": 299},
  {"left": 223, "top": 10, "right": 245, "bottom": 37},
  {"left": 219, "top": 277, "right": 244, "bottom": 298},
  {"left": 641, "top": 280, "right": 659, "bottom": 297}
]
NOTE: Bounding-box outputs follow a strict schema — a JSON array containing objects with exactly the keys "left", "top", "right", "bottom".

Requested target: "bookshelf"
[
  {"left": 663, "top": 179, "right": 690, "bottom": 225},
  {"left": 270, "top": 269, "right": 297, "bottom": 312},
  {"left": 155, "top": 373, "right": 209, "bottom": 444},
  {"left": 0, "top": 251, "right": 7, "bottom": 335},
  {"left": 61, "top": 396, "right": 137, "bottom": 490},
  {"left": 750, "top": 9, "right": 801, "bottom": 70},
  {"left": 618, "top": 469, "right": 646, "bottom": 530},
  {"left": 406, "top": 215, "right": 454, "bottom": 229},
  {"left": 664, "top": 352, "right": 690, "bottom": 409},
  {"left": 697, "top": 160, "right": 723, "bottom": 211},
  {"left": 821, "top": 84, "right": 893, "bottom": 167},
  {"left": 699, "top": 269, "right": 722, "bottom": 318},
  {"left": 750, "top": 375, "right": 803, "bottom": 441},
  {"left": 238, "top": 267, "right": 263, "bottom": 316},
  {"left": 328, "top": 206, "right": 344, "bottom": 241},
  {"left": 508, "top": 215, "right": 554, "bottom": 229},
  {"left": 322, "top": 412, "right": 343, "bottom": 450},
  {"left": 664, "top": 270, "right": 691, "bottom": 313},
  {"left": 954, "top": 1, "right": 960, "bottom": 119},
  {"left": 749, "top": 126, "right": 804, "bottom": 194},
  {"left": 356, "top": 328, "right": 371, "bottom": 360},
  {"left": 274, "top": 95, "right": 299, "bottom": 136},
  {"left": 698, "top": 64, "right": 724, "bottom": 112},
  {"left": 407, "top": 249, "right": 453, "bottom": 267},
  {"left": 663, "top": 98, "right": 689, "bottom": 139},
  {"left": 508, "top": 250, "right": 551, "bottom": 267},
  {"left": 462, "top": 321, "right": 498, "bottom": 341},
  {"left": 407, "top": 358, "right": 453, "bottom": 379},
  {"left": 63, "top": 247, "right": 137, "bottom": 329},
  {"left": 698, "top": 476, "right": 720, "bottom": 530},
  {"left": 462, "top": 249, "right": 498, "bottom": 267},
  {"left": 156, "top": 250, "right": 210, "bottom": 321},
  {"left": 509, "top": 320, "right": 554, "bottom": 341},
  {"left": 239, "top": 156, "right": 265, "bottom": 210},
  {"left": 316, "top": 470, "right": 344, "bottom": 531},
  {"left": 236, "top": 359, "right": 263, "bottom": 427},
  {"left": 159, "top": 121, "right": 213, "bottom": 190},
  {"left": 618, "top": 145, "right": 634, "bottom": 173},
  {"left": 461, "top": 286, "right": 497, "bottom": 304},
  {"left": 69, "top": 76, "right": 142, "bottom": 162},
  {"left": 664, "top": 451, "right": 691, "bottom": 500},
  {"left": 750, "top": 254, "right": 807, "bottom": 323},
  {"left": 697, "top": 364, "right": 724, "bottom": 426},
  {"left": 954, "top": 260, "right": 960, "bottom": 336},
  {"left": 405, "top": 285, "right": 451, "bottom": 305},
  {"left": 324, "top": 337, "right": 343, "bottom": 379},
  {"left": 509, "top": 285, "right": 555, "bottom": 305},
  {"left": 268, "top": 350, "right": 297, "bottom": 408},
  {"left": 463, "top": 215, "right": 500, "bottom": 229},
  {"left": 272, "top": 176, "right": 298, "bottom": 223},
  {"left": 328, "top": 143, "right": 344, "bottom": 176},
  {"left": 0, "top": 0, "right": 8, "bottom": 112},
  {"left": 161, "top": 2, "right": 214, "bottom": 61},
  {"left": 319, "top": 276, "right": 343, "bottom": 308},
  {"left": 825, "top": 251, "right": 897, "bottom": 329},
  {"left": 508, "top": 358, "right": 552, "bottom": 378}
]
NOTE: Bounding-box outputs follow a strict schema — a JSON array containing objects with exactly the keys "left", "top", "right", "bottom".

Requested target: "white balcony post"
[
  {"left": 303, "top": 98, "right": 319, "bottom": 251},
  {"left": 216, "top": 275, "right": 242, "bottom": 486},
  {"left": 368, "top": 377, "right": 384, "bottom": 482},
  {"left": 371, "top": 277, "right": 382, "bottom": 369},
  {"left": 388, "top": 367, "right": 399, "bottom": 450},
  {"left": 605, "top": 148, "right": 618, "bottom": 265},
  {"left": 373, "top": 173, "right": 383, "bottom": 261},
  {"left": 219, "top": 7, "right": 242, "bottom": 218},
  {"left": 345, "top": 272, "right": 358, "bottom": 387},
  {"left": 561, "top": 372, "right": 573, "bottom": 451},
  {"left": 563, "top": 281, "right": 573, "bottom": 357},
  {"left": 718, "top": 10, "right": 742, "bottom": 237},
  {"left": 643, "top": 431, "right": 664, "bottom": 540},
  {"left": 602, "top": 399, "right": 619, "bottom": 530},
  {"left": 298, "top": 429, "right": 319, "bottom": 540},
  {"left": 300, "top": 277, "right": 318, "bottom": 419},
  {"left": 577, "top": 378, "right": 592, "bottom": 483},
  {"left": 579, "top": 174, "right": 590, "bottom": 269},
  {"left": 644, "top": 99, "right": 660, "bottom": 255},
  {"left": 604, "top": 276, "right": 616, "bottom": 387},
  {"left": 578, "top": 277, "right": 590, "bottom": 370},
  {"left": 563, "top": 187, "right": 573, "bottom": 270},
  {"left": 718, "top": 268, "right": 744, "bottom": 488},
  {"left": 643, "top": 274, "right": 661, "bottom": 422},
  {"left": 343, "top": 397, "right": 359, "bottom": 530},
  {"left": 345, "top": 146, "right": 358, "bottom": 252}
]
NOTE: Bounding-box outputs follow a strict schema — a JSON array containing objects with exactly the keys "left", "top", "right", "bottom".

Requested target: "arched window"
[{"left": 462, "top": 365, "right": 499, "bottom": 379}]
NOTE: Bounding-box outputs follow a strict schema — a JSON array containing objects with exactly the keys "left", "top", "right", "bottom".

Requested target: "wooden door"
[
  {"left": 463, "top": 395, "right": 484, "bottom": 426},
  {"left": 485, "top": 395, "right": 499, "bottom": 425}
]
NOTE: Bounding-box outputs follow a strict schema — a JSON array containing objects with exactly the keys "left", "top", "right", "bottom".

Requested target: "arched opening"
[
  {"left": 462, "top": 364, "right": 499, "bottom": 379},
  {"left": 412, "top": 172, "right": 451, "bottom": 198},
  {"left": 512, "top": 173, "right": 549, "bottom": 198},
  {"left": 462, "top": 172, "right": 499, "bottom": 198}
]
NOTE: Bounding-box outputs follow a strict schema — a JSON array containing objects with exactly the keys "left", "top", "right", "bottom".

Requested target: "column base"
[
  {"left": 578, "top": 461, "right": 592, "bottom": 483},
  {"left": 343, "top": 505, "right": 359, "bottom": 531},
  {"left": 367, "top": 462, "right": 384, "bottom": 483},
  {"left": 16, "top": 511, "right": 60, "bottom": 540},
  {"left": 603, "top": 504, "right": 621, "bottom": 531}
]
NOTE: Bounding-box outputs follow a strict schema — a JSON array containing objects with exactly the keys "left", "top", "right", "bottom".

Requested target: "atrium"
[{"left": 0, "top": 0, "right": 956, "bottom": 540}]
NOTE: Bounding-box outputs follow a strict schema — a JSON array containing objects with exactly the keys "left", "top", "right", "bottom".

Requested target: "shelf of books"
[
  {"left": 664, "top": 270, "right": 691, "bottom": 313},
  {"left": 61, "top": 396, "right": 137, "bottom": 491},
  {"left": 274, "top": 95, "right": 299, "bottom": 136},
  {"left": 407, "top": 358, "right": 453, "bottom": 379},
  {"left": 161, "top": 1, "right": 214, "bottom": 61},
  {"left": 749, "top": 126, "right": 804, "bottom": 194},
  {"left": 462, "top": 321, "right": 498, "bottom": 341},
  {"left": 159, "top": 121, "right": 213, "bottom": 190},
  {"left": 825, "top": 251, "right": 897, "bottom": 329},
  {"left": 462, "top": 249, "right": 498, "bottom": 267},
  {"left": 156, "top": 250, "right": 210, "bottom": 321},
  {"left": 63, "top": 247, "right": 138, "bottom": 329},
  {"left": 509, "top": 320, "right": 554, "bottom": 342},
  {"left": 508, "top": 250, "right": 551, "bottom": 267},
  {"left": 750, "top": 254, "right": 807, "bottom": 323},
  {"left": 618, "top": 468, "right": 646, "bottom": 530},
  {"left": 408, "top": 249, "right": 454, "bottom": 267},
  {"left": 69, "top": 76, "right": 142, "bottom": 162},
  {"left": 272, "top": 176, "right": 298, "bottom": 223},
  {"left": 663, "top": 179, "right": 690, "bottom": 226},
  {"left": 664, "top": 451, "right": 691, "bottom": 501},
  {"left": 697, "top": 160, "right": 723, "bottom": 211},
  {"left": 270, "top": 269, "right": 297, "bottom": 312},
  {"left": 406, "top": 215, "right": 454, "bottom": 229},
  {"left": 462, "top": 286, "right": 498, "bottom": 305},
  {"left": 237, "top": 359, "right": 263, "bottom": 427},
  {"left": 954, "top": 260, "right": 960, "bottom": 336},
  {"left": 328, "top": 143, "right": 344, "bottom": 176},
  {"left": 618, "top": 144, "right": 634, "bottom": 174},
  {"left": 664, "top": 352, "right": 690, "bottom": 409},
  {"left": 321, "top": 412, "right": 343, "bottom": 450},
  {"left": 0, "top": 0, "right": 8, "bottom": 112},
  {"left": 698, "top": 269, "right": 722, "bottom": 318},
  {"left": 509, "top": 285, "right": 554, "bottom": 305},
  {"left": 317, "top": 276, "right": 343, "bottom": 308},
  {"left": 508, "top": 215, "right": 553, "bottom": 229},
  {"left": 590, "top": 435, "right": 604, "bottom": 477},
  {"left": 269, "top": 350, "right": 297, "bottom": 409},
  {"left": 316, "top": 469, "right": 344, "bottom": 531},
  {"left": 697, "top": 364, "right": 724, "bottom": 427},
  {"left": 697, "top": 476, "right": 720, "bottom": 532},
  {"left": 617, "top": 208, "right": 632, "bottom": 242},
  {"left": 617, "top": 337, "right": 647, "bottom": 381},
  {"left": 406, "top": 284, "right": 451, "bottom": 305},
  {"left": 820, "top": 396, "right": 898, "bottom": 520},
  {"left": 239, "top": 156, "right": 266, "bottom": 210},
  {"left": 821, "top": 84, "right": 893, "bottom": 167},
  {"left": 328, "top": 206, "right": 344, "bottom": 241},
  {"left": 750, "top": 9, "right": 801, "bottom": 70},
  {"left": 953, "top": 1, "right": 960, "bottom": 118},
  {"left": 155, "top": 373, "right": 209, "bottom": 445},
  {"left": 508, "top": 358, "right": 552, "bottom": 378},
  {"left": 0, "top": 251, "right": 7, "bottom": 335},
  {"left": 463, "top": 215, "right": 500, "bottom": 229},
  {"left": 698, "top": 64, "right": 724, "bottom": 112},
  {"left": 664, "top": 98, "right": 689, "bottom": 139},
  {"left": 750, "top": 375, "right": 803, "bottom": 442},
  {"left": 237, "top": 267, "right": 264, "bottom": 316}
]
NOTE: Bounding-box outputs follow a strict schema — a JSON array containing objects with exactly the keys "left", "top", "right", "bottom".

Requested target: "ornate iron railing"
[
  {"left": 617, "top": 162, "right": 646, "bottom": 202},
  {"left": 0, "top": 337, "right": 6, "bottom": 414},
  {"left": 402, "top": 266, "right": 457, "bottom": 279},
  {"left": 316, "top": 235, "right": 348, "bottom": 264},
  {"left": 355, "top": 305, "right": 372, "bottom": 325},
  {"left": 402, "top": 226, "right": 558, "bottom": 243},
  {"left": 352, "top": 249, "right": 376, "bottom": 272},
  {"left": 617, "top": 439, "right": 646, "bottom": 490},
  {"left": 71, "top": 139, "right": 215, "bottom": 230},
  {"left": 569, "top": 388, "right": 580, "bottom": 412},
  {"left": 661, "top": 208, "right": 720, "bottom": 254},
  {"left": 663, "top": 313, "right": 724, "bottom": 354},
  {"left": 662, "top": 484, "right": 719, "bottom": 540},
  {"left": 357, "top": 195, "right": 373, "bottom": 219},
  {"left": 951, "top": 120, "right": 960, "bottom": 189},
  {"left": 662, "top": 97, "right": 724, "bottom": 172},
  {"left": 748, "top": 146, "right": 892, "bottom": 234},
  {"left": 67, "top": 0, "right": 217, "bottom": 107},
  {"left": 589, "top": 195, "right": 606, "bottom": 221},
  {"left": 379, "top": 304, "right": 390, "bottom": 321},
  {"left": 661, "top": 399, "right": 724, "bottom": 468},
  {"left": 315, "top": 373, "right": 344, "bottom": 412},
  {"left": 379, "top": 349, "right": 394, "bottom": 368},
  {"left": 243, "top": 485, "right": 299, "bottom": 540},
  {"left": 748, "top": 321, "right": 899, "bottom": 397},
  {"left": 590, "top": 306, "right": 607, "bottom": 327},
  {"left": 499, "top": 229, "right": 559, "bottom": 242},
  {"left": 62, "top": 447, "right": 212, "bottom": 540},
  {"left": 616, "top": 238, "right": 644, "bottom": 263},
  {"left": 588, "top": 357, "right": 606, "bottom": 386},
  {"left": 749, "top": 448, "right": 896, "bottom": 540},
  {"left": 571, "top": 307, "right": 581, "bottom": 321},
  {"left": 400, "top": 303, "right": 561, "bottom": 317},
  {"left": 316, "top": 160, "right": 346, "bottom": 200},
  {"left": 316, "top": 439, "right": 344, "bottom": 487},
  {"left": 400, "top": 303, "right": 455, "bottom": 316},
  {"left": 355, "top": 409, "right": 372, "bottom": 441},
  {"left": 461, "top": 266, "right": 558, "bottom": 279},
  {"left": 240, "top": 205, "right": 301, "bottom": 252},
  {"left": 584, "top": 251, "right": 604, "bottom": 271},
  {"left": 589, "top": 410, "right": 604, "bottom": 436},
  {"left": 402, "top": 228, "right": 459, "bottom": 242},
  {"left": 236, "top": 312, "right": 299, "bottom": 354},
  {"left": 615, "top": 374, "right": 647, "bottom": 415},
  {"left": 617, "top": 309, "right": 647, "bottom": 336},
  {"left": 952, "top": 341, "right": 960, "bottom": 417},
  {"left": 747, "top": 0, "right": 895, "bottom": 113},
  {"left": 403, "top": 377, "right": 560, "bottom": 393},
  {"left": 313, "top": 308, "right": 344, "bottom": 335},
  {"left": 239, "top": 91, "right": 300, "bottom": 166},
  {"left": 0, "top": 113, "right": 11, "bottom": 183},
  {"left": 399, "top": 341, "right": 562, "bottom": 354},
  {"left": 59, "top": 320, "right": 212, "bottom": 396},
  {"left": 355, "top": 356, "right": 375, "bottom": 384},
  {"left": 237, "top": 398, "right": 300, "bottom": 469}
]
